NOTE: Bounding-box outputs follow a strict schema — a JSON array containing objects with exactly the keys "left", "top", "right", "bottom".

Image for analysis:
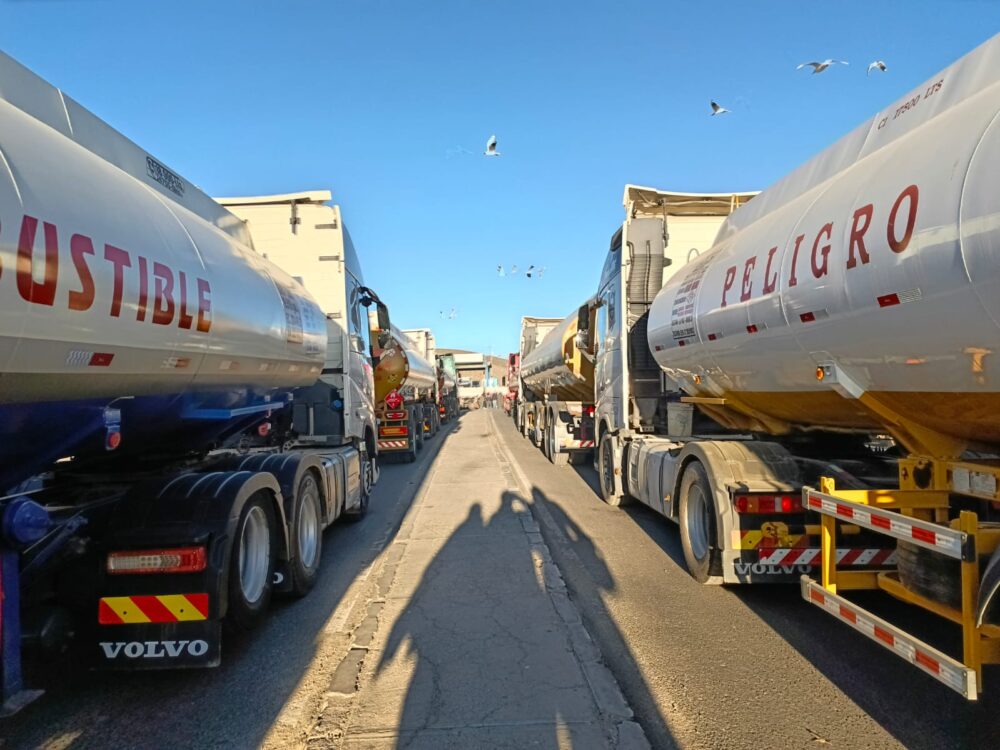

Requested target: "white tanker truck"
[
  {"left": 0, "top": 53, "right": 392, "bottom": 714},
  {"left": 578, "top": 34, "right": 1000, "bottom": 698},
  {"left": 518, "top": 305, "right": 598, "bottom": 466},
  {"left": 372, "top": 326, "right": 439, "bottom": 463}
]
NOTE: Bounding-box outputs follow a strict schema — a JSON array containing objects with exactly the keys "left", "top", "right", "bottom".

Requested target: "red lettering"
[
  {"left": 888, "top": 184, "right": 918, "bottom": 254},
  {"left": 196, "top": 278, "right": 212, "bottom": 333},
  {"left": 762, "top": 246, "right": 779, "bottom": 294},
  {"left": 68, "top": 234, "right": 96, "bottom": 311},
  {"left": 811, "top": 223, "right": 833, "bottom": 278},
  {"left": 177, "top": 271, "right": 194, "bottom": 330},
  {"left": 152, "top": 262, "right": 175, "bottom": 325},
  {"left": 721, "top": 265, "right": 737, "bottom": 307},
  {"left": 103, "top": 244, "right": 131, "bottom": 317},
  {"left": 136, "top": 256, "right": 149, "bottom": 322},
  {"left": 740, "top": 256, "right": 757, "bottom": 302},
  {"left": 16, "top": 215, "right": 59, "bottom": 306},
  {"left": 847, "top": 204, "right": 873, "bottom": 269},
  {"left": 788, "top": 234, "right": 805, "bottom": 287}
]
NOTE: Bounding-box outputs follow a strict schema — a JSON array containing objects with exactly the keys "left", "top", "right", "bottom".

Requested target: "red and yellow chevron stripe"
[{"left": 98, "top": 594, "right": 209, "bottom": 625}]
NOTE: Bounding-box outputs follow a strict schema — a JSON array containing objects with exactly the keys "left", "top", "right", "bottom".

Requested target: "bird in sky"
[
  {"left": 710, "top": 100, "right": 730, "bottom": 116},
  {"left": 497, "top": 264, "right": 505, "bottom": 277},
  {"left": 509, "top": 264, "right": 519, "bottom": 275},
  {"left": 797, "top": 59, "right": 849, "bottom": 74},
  {"left": 448, "top": 308, "right": 457, "bottom": 319},
  {"left": 867, "top": 60, "right": 888, "bottom": 76},
  {"left": 526, "top": 265, "right": 546, "bottom": 278},
  {"left": 484, "top": 134, "right": 500, "bottom": 157}
]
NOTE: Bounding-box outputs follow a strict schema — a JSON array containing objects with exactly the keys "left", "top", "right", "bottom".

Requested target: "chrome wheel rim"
[
  {"left": 239, "top": 506, "right": 270, "bottom": 604},
  {"left": 686, "top": 484, "right": 710, "bottom": 561},
  {"left": 297, "top": 488, "right": 319, "bottom": 570}
]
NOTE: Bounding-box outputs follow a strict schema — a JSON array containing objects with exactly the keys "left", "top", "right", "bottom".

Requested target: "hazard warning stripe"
[
  {"left": 800, "top": 577, "right": 976, "bottom": 699},
  {"left": 803, "top": 488, "right": 972, "bottom": 561},
  {"left": 98, "top": 594, "right": 209, "bottom": 625},
  {"left": 378, "top": 440, "right": 408, "bottom": 450},
  {"left": 759, "top": 548, "right": 897, "bottom": 566},
  {"left": 562, "top": 440, "right": 595, "bottom": 449}
]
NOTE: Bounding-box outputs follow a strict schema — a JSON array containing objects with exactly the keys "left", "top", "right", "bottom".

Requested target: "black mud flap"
[{"left": 94, "top": 621, "right": 221, "bottom": 670}]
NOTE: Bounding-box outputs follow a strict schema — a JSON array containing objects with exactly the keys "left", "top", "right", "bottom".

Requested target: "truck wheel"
[
  {"left": 415, "top": 413, "right": 425, "bottom": 451},
  {"left": 227, "top": 493, "right": 277, "bottom": 631},
  {"left": 347, "top": 449, "right": 375, "bottom": 522},
  {"left": 404, "top": 431, "right": 418, "bottom": 463},
  {"left": 679, "top": 462, "right": 723, "bottom": 584},
  {"left": 547, "top": 420, "right": 568, "bottom": 466},
  {"left": 598, "top": 432, "right": 630, "bottom": 507},
  {"left": 569, "top": 451, "right": 590, "bottom": 466},
  {"left": 289, "top": 472, "right": 323, "bottom": 597}
]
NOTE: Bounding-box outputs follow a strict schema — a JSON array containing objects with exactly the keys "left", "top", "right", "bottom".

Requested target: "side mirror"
[{"left": 377, "top": 302, "right": 390, "bottom": 333}]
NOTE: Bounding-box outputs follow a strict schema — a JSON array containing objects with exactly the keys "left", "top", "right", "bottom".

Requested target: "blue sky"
[{"left": 2, "top": 1, "right": 998, "bottom": 355}]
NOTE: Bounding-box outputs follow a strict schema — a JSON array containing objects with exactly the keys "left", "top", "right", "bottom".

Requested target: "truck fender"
[
  {"left": 671, "top": 441, "right": 798, "bottom": 552},
  {"left": 228, "top": 453, "right": 329, "bottom": 527},
  {"left": 105, "top": 470, "right": 285, "bottom": 619}
]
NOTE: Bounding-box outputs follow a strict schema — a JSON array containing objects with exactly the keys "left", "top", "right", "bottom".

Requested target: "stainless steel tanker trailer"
[
  {"left": 518, "top": 306, "right": 598, "bottom": 466},
  {"left": 514, "top": 317, "right": 561, "bottom": 438},
  {"left": 581, "top": 34, "right": 1000, "bottom": 699},
  {"left": 402, "top": 328, "right": 457, "bottom": 427},
  {"left": 373, "top": 327, "right": 439, "bottom": 463},
  {"left": 0, "top": 52, "right": 391, "bottom": 714}
]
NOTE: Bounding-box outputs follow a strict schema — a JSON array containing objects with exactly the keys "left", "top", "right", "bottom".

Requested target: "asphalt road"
[
  {"left": 491, "top": 410, "right": 1000, "bottom": 750},
  {"left": 1, "top": 425, "right": 452, "bottom": 750}
]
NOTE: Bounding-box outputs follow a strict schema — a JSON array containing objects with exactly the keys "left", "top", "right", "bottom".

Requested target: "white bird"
[
  {"left": 484, "top": 134, "right": 500, "bottom": 157},
  {"left": 497, "top": 264, "right": 505, "bottom": 277},
  {"left": 509, "top": 264, "right": 519, "bottom": 275},
  {"left": 797, "top": 59, "right": 849, "bottom": 74},
  {"left": 710, "top": 100, "right": 730, "bottom": 116},
  {"left": 448, "top": 308, "right": 457, "bottom": 320},
  {"left": 867, "top": 60, "right": 887, "bottom": 76},
  {"left": 526, "top": 265, "right": 546, "bottom": 279}
]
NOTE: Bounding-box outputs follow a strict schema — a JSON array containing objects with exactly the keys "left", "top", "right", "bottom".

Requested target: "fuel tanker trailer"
[
  {"left": 402, "top": 327, "right": 456, "bottom": 427},
  {"left": 514, "top": 316, "right": 561, "bottom": 439},
  {"left": 519, "top": 305, "right": 597, "bottom": 466},
  {"left": 374, "top": 326, "right": 438, "bottom": 462},
  {"left": 437, "top": 352, "right": 460, "bottom": 422},
  {"left": 648, "top": 33, "right": 1000, "bottom": 698},
  {"left": 0, "top": 52, "right": 390, "bottom": 714}
]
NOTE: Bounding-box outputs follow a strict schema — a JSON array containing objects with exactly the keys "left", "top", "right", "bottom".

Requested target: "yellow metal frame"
[{"left": 816, "top": 476, "right": 1000, "bottom": 693}]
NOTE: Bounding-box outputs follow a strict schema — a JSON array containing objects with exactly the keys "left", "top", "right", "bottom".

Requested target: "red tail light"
[
  {"left": 107, "top": 546, "right": 207, "bottom": 575},
  {"left": 734, "top": 494, "right": 803, "bottom": 514},
  {"left": 585, "top": 405, "right": 596, "bottom": 418},
  {"left": 386, "top": 411, "right": 406, "bottom": 420}
]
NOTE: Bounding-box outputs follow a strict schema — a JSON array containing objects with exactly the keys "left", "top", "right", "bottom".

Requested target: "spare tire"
[{"left": 897, "top": 522, "right": 1000, "bottom": 608}]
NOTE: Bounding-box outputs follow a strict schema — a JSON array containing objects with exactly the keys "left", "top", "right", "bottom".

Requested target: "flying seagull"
[
  {"left": 497, "top": 264, "right": 505, "bottom": 277},
  {"left": 484, "top": 134, "right": 500, "bottom": 157},
  {"left": 448, "top": 308, "right": 457, "bottom": 320},
  {"left": 509, "top": 264, "right": 519, "bottom": 275},
  {"left": 710, "top": 100, "right": 730, "bottom": 116},
  {"left": 526, "top": 265, "right": 546, "bottom": 278},
  {"left": 797, "top": 59, "right": 849, "bottom": 74},
  {"left": 867, "top": 60, "right": 887, "bottom": 76}
]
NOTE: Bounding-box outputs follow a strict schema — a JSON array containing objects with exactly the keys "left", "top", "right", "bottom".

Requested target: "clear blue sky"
[{"left": 2, "top": 1, "right": 998, "bottom": 355}]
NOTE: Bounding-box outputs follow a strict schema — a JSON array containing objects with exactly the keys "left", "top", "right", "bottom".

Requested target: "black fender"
[
  {"left": 227, "top": 452, "right": 329, "bottom": 527},
  {"left": 103, "top": 470, "right": 284, "bottom": 618}
]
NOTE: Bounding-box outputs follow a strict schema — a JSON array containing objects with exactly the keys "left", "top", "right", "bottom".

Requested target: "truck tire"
[
  {"left": 226, "top": 492, "right": 278, "bottom": 631},
  {"left": 598, "top": 432, "right": 630, "bottom": 507},
  {"left": 403, "top": 429, "right": 418, "bottom": 463},
  {"left": 679, "top": 462, "right": 723, "bottom": 584},
  {"left": 569, "top": 450, "right": 590, "bottom": 466},
  {"left": 547, "top": 419, "right": 568, "bottom": 466},
  {"left": 415, "top": 411, "right": 425, "bottom": 451},
  {"left": 347, "top": 449, "right": 375, "bottom": 522},
  {"left": 289, "top": 472, "right": 323, "bottom": 597}
]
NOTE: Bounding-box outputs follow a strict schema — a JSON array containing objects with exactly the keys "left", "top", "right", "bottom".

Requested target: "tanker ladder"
[{"left": 801, "top": 472, "right": 1000, "bottom": 699}]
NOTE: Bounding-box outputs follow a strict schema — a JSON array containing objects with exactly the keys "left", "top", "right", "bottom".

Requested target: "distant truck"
[
  {"left": 518, "top": 307, "right": 597, "bottom": 466},
  {"left": 0, "top": 53, "right": 392, "bottom": 713},
  {"left": 372, "top": 327, "right": 439, "bottom": 463},
  {"left": 403, "top": 328, "right": 457, "bottom": 426},
  {"left": 436, "top": 352, "right": 460, "bottom": 421},
  {"left": 514, "top": 317, "right": 561, "bottom": 436}
]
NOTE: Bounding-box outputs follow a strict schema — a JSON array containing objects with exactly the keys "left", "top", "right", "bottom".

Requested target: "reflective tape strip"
[
  {"left": 803, "top": 488, "right": 970, "bottom": 560},
  {"left": 759, "top": 548, "right": 896, "bottom": 566},
  {"left": 99, "top": 594, "right": 209, "bottom": 625},
  {"left": 800, "top": 577, "right": 977, "bottom": 699},
  {"left": 378, "top": 440, "right": 408, "bottom": 449},
  {"left": 563, "top": 440, "right": 595, "bottom": 449}
]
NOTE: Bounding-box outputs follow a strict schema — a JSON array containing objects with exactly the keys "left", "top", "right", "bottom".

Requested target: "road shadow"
[
  {"left": 374, "top": 488, "right": 672, "bottom": 748},
  {"left": 2, "top": 422, "right": 459, "bottom": 749}
]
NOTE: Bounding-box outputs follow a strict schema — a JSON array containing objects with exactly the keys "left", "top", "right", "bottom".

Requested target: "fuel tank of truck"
[
  {"left": 646, "top": 33, "right": 1000, "bottom": 453},
  {"left": 520, "top": 307, "right": 595, "bottom": 402},
  {"left": 374, "top": 326, "right": 438, "bottom": 404},
  {"left": 0, "top": 52, "right": 326, "bottom": 489}
]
